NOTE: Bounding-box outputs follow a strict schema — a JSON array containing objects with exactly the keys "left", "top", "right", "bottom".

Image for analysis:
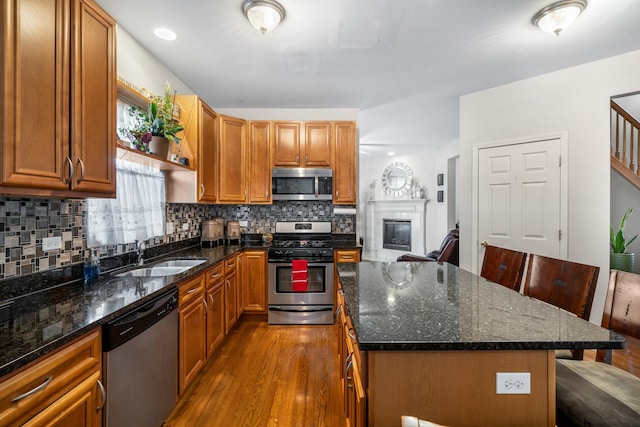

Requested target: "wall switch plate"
[
  {"left": 42, "top": 236, "right": 62, "bottom": 251},
  {"left": 182, "top": 223, "right": 190, "bottom": 231},
  {"left": 496, "top": 372, "right": 531, "bottom": 394}
]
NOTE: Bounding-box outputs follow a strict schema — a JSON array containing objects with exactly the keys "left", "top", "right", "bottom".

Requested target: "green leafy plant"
[
  {"left": 610, "top": 208, "right": 638, "bottom": 253},
  {"left": 120, "top": 81, "right": 184, "bottom": 148}
]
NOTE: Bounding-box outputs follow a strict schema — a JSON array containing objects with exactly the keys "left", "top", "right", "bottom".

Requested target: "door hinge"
[
  {"left": 559, "top": 156, "right": 562, "bottom": 167},
  {"left": 559, "top": 229, "right": 562, "bottom": 241}
]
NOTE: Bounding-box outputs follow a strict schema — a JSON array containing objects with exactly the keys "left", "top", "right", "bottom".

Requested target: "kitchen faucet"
[{"left": 135, "top": 240, "right": 146, "bottom": 266}]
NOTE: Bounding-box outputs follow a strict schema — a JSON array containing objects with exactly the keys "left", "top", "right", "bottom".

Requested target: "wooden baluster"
[
  {"left": 630, "top": 121, "right": 636, "bottom": 173},
  {"left": 636, "top": 127, "right": 640, "bottom": 177},
  {"left": 622, "top": 119, "right": 628, "bottom": 166},
  {"left": 615, "top": 111, "right": 621, "bottom": 159}
]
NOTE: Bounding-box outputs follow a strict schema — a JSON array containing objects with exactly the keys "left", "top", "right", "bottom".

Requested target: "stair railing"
[{"left": 611, "top": 100, "right": 640, "bottom": 189}]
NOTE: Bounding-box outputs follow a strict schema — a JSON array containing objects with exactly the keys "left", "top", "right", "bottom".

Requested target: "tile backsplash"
[{"left": 0, "top": 198, "right": 355, "bottom": 280}]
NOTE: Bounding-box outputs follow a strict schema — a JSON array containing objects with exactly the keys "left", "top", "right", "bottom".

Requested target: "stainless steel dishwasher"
[{"left": 103, "top": 289, "right": 178, "bottom": 427}]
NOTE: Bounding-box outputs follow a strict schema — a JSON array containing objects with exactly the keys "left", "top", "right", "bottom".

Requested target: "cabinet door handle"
[
  {"left": 296, "top": 154, "right": 299, "bottom": 163},
  {"left": 76, "top": 158, "right": 86, "bottom": 184},
  {"left": 96, "top": 379, "right": 106, "bottom": 410},
  {"left": 266, "top": 189, "right": 269, "bottom": 198},
  {"left": 338, "top": 288, "right": 344, "bottom": 296},
  {"left": 200, "top": 184, "right": 205, "bottom": 197},
  {"left": 211, "top": 273, "right": 221, "bottom": 279},
  {"left": 346, "top": 360, "right": 354, "bottom": 389},
  {"left": 209, "top": 293, "right": 215, "bottom": 305},
  {"left": 62, "top": 156, "right": 74, "bottom": 184},
  {"left": 203, "top": 298, "right": 209, "bottom": 312},
  {"left": 227, "top": 280, "right": 231, "bottom": 289},
  {"left": 335, "top": 305, "right": 342, "bottom": 317},
  {"left": 305, "top": 154, "right": 308, "bottom": 163},
  {"left": 342, "top": 256, "right": 354, "bottom": 260},
  {"left": 348, "top": 328, "right": 356, "bottom": 341},
  {"left": 187, "top": 287, "right": 199, "bottom": 294},
  {"left": 344, "top": 353, "right": 353, "bottom": 380},
  {"left": 11, "top": 376, "right": 53, "bottom": 402},
  {"left": 336, "top": 190, "right": 339, "bottom": 197}
]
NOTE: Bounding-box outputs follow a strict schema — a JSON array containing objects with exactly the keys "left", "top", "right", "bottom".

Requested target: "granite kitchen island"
[{"left": 336, "top": 261, "right": 624, "bottom": 427}]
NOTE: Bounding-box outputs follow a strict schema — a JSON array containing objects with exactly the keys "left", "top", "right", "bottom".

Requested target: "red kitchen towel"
[{"left": 292, "top": 259, "right": 308, "bottom": 292}]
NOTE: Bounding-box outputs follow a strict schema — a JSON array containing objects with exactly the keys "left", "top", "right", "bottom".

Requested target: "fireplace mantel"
[{"left": 363, "top": 199, "right": 427, "bottom": 261}]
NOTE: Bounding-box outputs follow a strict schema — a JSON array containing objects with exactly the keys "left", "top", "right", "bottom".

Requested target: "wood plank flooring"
[{"left": 165, "top": 318, "right": 346, "bottom": 427}]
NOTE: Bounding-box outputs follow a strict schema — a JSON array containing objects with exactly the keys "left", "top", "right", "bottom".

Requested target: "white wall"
[
  {"left": 116, "top": 27, "right": 193, "bottom": 96},
  {"left": 611, "top": 169, "right": 640, "bottom": 274},
  {"left": 460, "top": 49, "right": 640, "bottom": 324}
]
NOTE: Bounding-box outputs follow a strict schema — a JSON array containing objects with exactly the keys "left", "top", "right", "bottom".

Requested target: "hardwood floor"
[{"left": 165, "top": 318, "right": 346, "bottom": 427}]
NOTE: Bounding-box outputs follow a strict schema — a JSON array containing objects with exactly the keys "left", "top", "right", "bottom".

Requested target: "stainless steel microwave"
[{"left": 272, "top": 168, "right": 333, "bottom": 201}]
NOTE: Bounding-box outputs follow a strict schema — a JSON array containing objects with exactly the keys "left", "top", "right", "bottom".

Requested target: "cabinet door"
[
  {"left": 243, "top": 250, "right": 268, "bottom": 314},
  {"left": 248, "top": 121, "right": 272, "bottom": 203},
  {"left": 179, "top": 296, "right": 206, "bottom": 394},
  {"left": 199, "top": 102, "right": 218, "bottom": 202},
  {"left": 206, "top": 283, "right": 225, "bottom": 359},
  {"left": 1, "top": 0, "right": 70, "bottom": 191},
  {"left": 303, "top": 122, "right": 332, "bottom": 167},
  {"left": 236, "top": 254, "right": 245, "bottom": 317},
  {"left": 70, "top": 0, "right": 116, "bottom": 194},
  {"left": 273, "top": 122, "right": 301, "bottom": 166},
  {"left": 224, "top": 272, "right": 238, "bottom": 334},
  {"left": 333, "top": 122, "right": 357, "bottom": 204},
  {"left": 23, "top": 372, "right": 102, "bottom": 427},
  {"left": 218, "top": 114, "right": 246, "bottom": 202}
]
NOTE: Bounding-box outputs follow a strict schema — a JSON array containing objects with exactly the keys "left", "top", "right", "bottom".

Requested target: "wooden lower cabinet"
[
  {"left": 0, "top": 329, "right": 103, "bottom": 427},
  {"left": 206, "top": 282, "right": 225, "bottom": 359},
  {"left": 178, "top": 275, "right": 206, "bottom": 394},
  {"left": 225, "top": 271, "right": 238, "bottom": 334},
  {"left": 242, "top": 250, "right": 268, "bottom": 314},
  {"left": 339, "top": 297, "right": 366, "bottom": 427}
]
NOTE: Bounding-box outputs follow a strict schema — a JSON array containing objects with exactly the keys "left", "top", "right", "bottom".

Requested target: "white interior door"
[{"left": 477, "top": 138, "right": 562, "bottom": 267}]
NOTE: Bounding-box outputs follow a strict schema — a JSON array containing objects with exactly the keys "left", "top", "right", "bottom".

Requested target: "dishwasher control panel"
[{"left": 103, "top": 289, "right": 178, "bottom": 351}]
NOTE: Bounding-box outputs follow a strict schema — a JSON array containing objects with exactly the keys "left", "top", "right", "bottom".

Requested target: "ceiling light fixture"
[
  {"left": 242, "top": 0, "right": 286, "bottom": 35},
  {"left": 532, "top": 0, "right": 586, "bottom": 36},
  {"left": 154, "top": 27, "right": 177, "bottom": 41}
]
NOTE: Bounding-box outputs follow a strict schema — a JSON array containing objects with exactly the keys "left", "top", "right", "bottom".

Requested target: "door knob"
[{"left": 481, "top": 241, "right": 488, "bottom": 247}]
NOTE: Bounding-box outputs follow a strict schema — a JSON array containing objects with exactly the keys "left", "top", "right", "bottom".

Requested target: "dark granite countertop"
[
  {"left": 336, "top": 261, "right": 625, "bottom": 352},
  {"left": 0, "top": 244, "right": 268, "bottom": 378}
]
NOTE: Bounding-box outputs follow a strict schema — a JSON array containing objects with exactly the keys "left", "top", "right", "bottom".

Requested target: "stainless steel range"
[{"left": 268, "top": 221, "right": 334, "bottom": 325}]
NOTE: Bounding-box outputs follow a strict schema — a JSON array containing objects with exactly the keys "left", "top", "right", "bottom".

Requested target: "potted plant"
[
  {"left": 120, "top": 81, "right": 184, "bottom": 158},
  {"left": 610, "top": 208, "right": 638, "bottom": 272}
]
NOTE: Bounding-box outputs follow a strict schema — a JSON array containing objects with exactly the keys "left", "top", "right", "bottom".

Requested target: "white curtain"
[{"left": 86, "top": 159, "right": 166, "bottom": 248}]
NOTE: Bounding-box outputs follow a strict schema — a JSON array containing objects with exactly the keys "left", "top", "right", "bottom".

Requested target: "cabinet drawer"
[
  {"left": 335, "top": 249, "right": 361, "bottom": 262},
  {"left": 224, "top": 256, "right": 237, "bottom": 275},
  {"left": 179, "top": 274, "right": 205, "bottom": 306},
  {"left": 0, "top": 329, "right": 101, "bottom": 427},
  {"left": 206, "top": 263, "right": 224, "bottom": 287}
]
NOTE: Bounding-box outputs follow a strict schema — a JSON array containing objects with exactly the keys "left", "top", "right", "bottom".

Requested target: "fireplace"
[
  {"left": 383, "top": 219, "right": 411, "bottom": 251},
  {"left": 364, "top": 199, "right": 427, "bottom": 261}
]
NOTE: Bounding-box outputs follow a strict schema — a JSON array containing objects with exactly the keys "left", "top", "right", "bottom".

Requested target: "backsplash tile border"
[{"left": 0, "top": 197, "right": 355, "bottom": 281}]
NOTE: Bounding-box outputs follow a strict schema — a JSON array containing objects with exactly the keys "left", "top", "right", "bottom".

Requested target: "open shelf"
[{"left": 116, "top": 144, "right": 195, "bottom": 172}]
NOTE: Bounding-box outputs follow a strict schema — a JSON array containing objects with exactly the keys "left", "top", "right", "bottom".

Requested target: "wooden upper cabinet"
[
  {"left": 303, "top": 122, "right": 332, "bottom": 167},
  {"left": 272, "top": 122, "right": 301, "bottom": 166},
  {"left": 199, "top": 103, "right": 218, "bottom": 202},
  {"left": 248, "top": 121, "right": 271, "bottom": 204},
  {"left": 272, "top": 121, "right": 332, "bottom": 167},
  {"left": 171, "top": 95, "right": 217, "bottom": 203},
  {"left": 333, "top": 122, "right": 357, "bottom": 204},
  {"left": 1, "top": 0, "right": 116, "bottom": 197},
  {"left": 218, "top": 114, "right": 246, "bottom": 203}
]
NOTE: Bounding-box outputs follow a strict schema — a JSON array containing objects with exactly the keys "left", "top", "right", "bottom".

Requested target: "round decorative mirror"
[{"left": 381, "top": 162, "right": 414, "bottom": 198}]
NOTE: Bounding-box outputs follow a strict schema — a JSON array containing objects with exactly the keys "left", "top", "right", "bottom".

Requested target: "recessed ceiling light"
[
  {"left": 154, "top": 27, "right": 177, "bottom": 41},
  {"left": 387, "top": 152, "right": 395, "bottom": 156}
]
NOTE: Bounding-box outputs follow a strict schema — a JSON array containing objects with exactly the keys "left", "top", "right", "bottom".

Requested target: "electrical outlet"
[
  {"left": 238, "top": 220, "right": 248, "bottom": 227},
  {"left": 496, "top": 372, "right": 530, "bottom": 394},
  {"left": 182, "top": 223, "right": 190, "bottom": 231},
  {"left": 42, "top": 236, "right": 62, "bottom": 251}
]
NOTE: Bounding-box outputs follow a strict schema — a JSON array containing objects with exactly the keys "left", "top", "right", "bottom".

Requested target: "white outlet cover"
[
  {"left": 496, "top": 372, "right": 531, "bottom": 394},
  {"left": 42, "top": 236, "right": 62, "bottom": 251},
  {"left": 239, "top": 220, "right": 248, "bottom": 227},
  {"left": 182, "top": 223, "right": 190, "bottom": 231}
]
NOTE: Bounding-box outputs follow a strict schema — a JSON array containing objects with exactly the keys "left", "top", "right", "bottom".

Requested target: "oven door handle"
[
  {"left": 268, "top": 306, "right": 334, "bottom": 313},
  {"left": 268, "top": 259, "right": 332, "bottom": 264}
]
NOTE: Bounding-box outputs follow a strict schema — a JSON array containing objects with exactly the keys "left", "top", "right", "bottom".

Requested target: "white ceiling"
[{"left": 96, "top": 0, "right": 640, "bottom": 158}]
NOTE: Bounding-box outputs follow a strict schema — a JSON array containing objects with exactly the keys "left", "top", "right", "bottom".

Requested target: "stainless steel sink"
[
  {"left": 116, "top": 259, "right": 207, "bottom": 278},
  {"left": 152, "top": 259, "right": 207, "bottom": 268}
]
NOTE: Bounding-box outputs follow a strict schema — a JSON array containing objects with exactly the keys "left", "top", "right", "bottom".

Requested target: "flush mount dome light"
[
  {"left": 154, "top": 27, "right": 177, "bottom": 41},
  {"left": 532, "top": 0, "right": 586, "bottom": 36},
  {"left": 242, "top": 0, "right": 286, "bottom": 34}
]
